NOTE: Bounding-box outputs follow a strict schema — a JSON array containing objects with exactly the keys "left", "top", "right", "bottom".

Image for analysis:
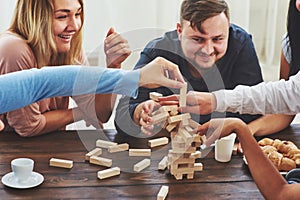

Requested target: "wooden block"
[
  {"left": 184, "top": 126, "right": 194, "bottom": 133},
  {"left": 90, "top": 156, "right": 112, "bottom": 167},
  {"left": 178, "top": 128, "right": 193, "bottom": 143},
  {"left": 158, "top": 156, "right": 168, "bottom": 170},
  {"left": 85, "top": 148, "right": 102, "bottom": 161},
  {"left": 157, "top": 185, "right": 169, "bottom": 200},
  {"left": 166, "top": 123, "right": 178, "bottom": 132},
  {"left": 133, "top": 158, "right": 151, "bottom": 172},
  {"left": 150, "top": 92, "right": 163, "bottom": 101},
  {"left": 179, "top": 82, "right": 187, "bottom": 107},
  {"left": 49, "top": 158, "right": 73, "bottom": 169},
  {"left": 108, "top": 143, "right": 129, "bottom": 153},
  {"left": 152, "top": 111, "right": 169, "bottom": 125},
  {"left": 188, "top": 119, "right": 200, "bottom": 129},
  {"left": 97, "top": 167, "right": 120, "bottom": 180},
  {"left": 96, "top": 139, "right": 117, "bottom": 149},
  {"left": 168, "top": 113, "right": 191, "bottom": 124},
  {"left": 129, "top": 149, "right": 151, "bottom": 157},
  {"left": 232, "top": 143, "right": 238, "bottom": 155},
  {"left": 148, "top": 137, "right": 169, "bottom": 148},
  {"left": 159, "top": 105, "right": 178, "bottom": 113},
  {"left": 190, "top": 151, "right": 202, "bottom": 159},
  {"left": 194, "top": 163, "right": 203, "bottom": 171}
]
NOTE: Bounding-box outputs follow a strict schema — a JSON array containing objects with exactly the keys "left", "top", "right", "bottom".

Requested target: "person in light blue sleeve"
[{"left": 0, "top": 57, "right": 184, "bottom": 132}]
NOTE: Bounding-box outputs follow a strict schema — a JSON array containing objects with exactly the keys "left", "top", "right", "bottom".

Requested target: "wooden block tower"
[{"left": 150, "top": 84, "right": 206, "bottom": 180}]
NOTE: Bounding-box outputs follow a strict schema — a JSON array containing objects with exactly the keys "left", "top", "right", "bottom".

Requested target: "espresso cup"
[{"left": 11, "top": 158, "right": 34, "bottom": 183}]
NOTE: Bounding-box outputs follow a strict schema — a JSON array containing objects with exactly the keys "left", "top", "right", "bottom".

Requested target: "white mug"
[
  {"left": 11, "top": 158, "right": 34, "bottom": 183},
  {"left": 215, "top": 133, "right": 237, "bottom": 162}
]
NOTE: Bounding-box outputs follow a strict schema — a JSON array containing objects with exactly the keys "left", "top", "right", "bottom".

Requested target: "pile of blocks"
[{"left": 150, "top": 83, "right": 206, "bottom": 180}]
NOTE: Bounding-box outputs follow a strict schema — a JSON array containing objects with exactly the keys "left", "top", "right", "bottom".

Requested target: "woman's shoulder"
[
  {"left": 0, "top": 31, "right": 36, "bottom": 72},
  {"left": 0, "top": 31, "right": 29, "bottom": 49}
]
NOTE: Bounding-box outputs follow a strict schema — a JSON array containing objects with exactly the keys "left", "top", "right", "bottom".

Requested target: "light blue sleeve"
[{"left": 0, "top": 66, "right": 139, "bottom": 114}]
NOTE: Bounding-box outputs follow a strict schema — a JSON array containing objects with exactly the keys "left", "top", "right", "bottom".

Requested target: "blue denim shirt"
[
  {"left": 0, "top": 66, "right": 139, "bottom": 114},
  {"left": 115, "top": 24, "right": 263, "bottom": 136}
]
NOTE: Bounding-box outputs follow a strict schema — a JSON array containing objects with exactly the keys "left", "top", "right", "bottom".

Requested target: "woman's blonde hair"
[{"left": 9, "top": 0, "right": 84, "bottom": 68}]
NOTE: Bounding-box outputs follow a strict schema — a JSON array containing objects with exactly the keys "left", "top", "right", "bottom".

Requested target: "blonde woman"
[{"left": 0, "top": 0, "right": 131, "bottom": 136}]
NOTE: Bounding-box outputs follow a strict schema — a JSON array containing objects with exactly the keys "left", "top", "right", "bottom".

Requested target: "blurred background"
[{"left": 1, "top": 0, "right": 295, "bottom": 128}]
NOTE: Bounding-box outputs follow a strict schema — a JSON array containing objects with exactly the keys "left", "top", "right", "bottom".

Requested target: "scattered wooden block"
[
  {"left": 157, "top": 185, "right": 169, "bottom": 200},
  {"left": 90, "top": 156, "right": 112, "bottom": 167},
  {"left": 108, "top": 143, "right": 129, "bottom": 153},
  {"left": 150, "top": 92, "right": 163, "bottom": 101},
  {"left": 179, "top": 82, "right": 187, "bottom": 107},
  {"left": 97, "top": 167, "right": 120, "bottom": 180},
  {"left": 85, "top": 148, "right": 102, "bottom": 161},
  {"left": 96, "top": 139, "right": 117, "bottom": 149},
  {"left": 133, "top": 158, "right": 151, "bottom": 172},
  {"left": 158, "top": 156, "right": 168, "bottom": 170},
  {"left": 49, "top": 158, "right": 73, "bottom": 169},
  {"left": 148, "top": 137, "right": 169, "bottom": 148},
  {"left": 129, "top": 149, "right": 151, "bottom": 157}
]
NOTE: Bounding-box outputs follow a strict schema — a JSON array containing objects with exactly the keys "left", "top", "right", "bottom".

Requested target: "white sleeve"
[{"left": 213, "top": 71, "right": 300, "bottom": 115}]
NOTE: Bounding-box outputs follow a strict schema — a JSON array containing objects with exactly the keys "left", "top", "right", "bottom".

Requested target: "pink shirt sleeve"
[{"left": 0, "top": 33, "right": 46, "bottom": 136}]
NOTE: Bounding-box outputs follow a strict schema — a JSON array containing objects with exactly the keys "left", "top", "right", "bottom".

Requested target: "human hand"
[
  {"left": 194, "top": 118, "right": 244, "bottom": 149},
  {"left": 0, "top": 120, "right": 4, "bottom": 131},
  {"left": 158, "top": 91, "right": 216, "bottom": 114},
  {"left": 139, "top": 57, "right": 185, "bottom": 89},
  {"left": 134, "top": 100, "right": 161, "bottom": 136},
  {"left": 104, "top": 27, "right": 131, "bottom": 69}
]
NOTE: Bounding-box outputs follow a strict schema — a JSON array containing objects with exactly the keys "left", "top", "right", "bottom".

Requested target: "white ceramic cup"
[
  {"left": 215, "top": 133, "right": 237, "bottom": 162},
  {"left": 11, "top": 158, "right": 34, "bottom": 183}
]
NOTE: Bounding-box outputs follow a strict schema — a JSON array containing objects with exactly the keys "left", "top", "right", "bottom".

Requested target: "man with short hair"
[{"left": 115, "top": 0, "right": 263, "bottom": 136}]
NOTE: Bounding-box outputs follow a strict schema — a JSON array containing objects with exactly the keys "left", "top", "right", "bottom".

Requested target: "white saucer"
[{"left": 1, "top": 171, "right": 44, "bottom": 189}]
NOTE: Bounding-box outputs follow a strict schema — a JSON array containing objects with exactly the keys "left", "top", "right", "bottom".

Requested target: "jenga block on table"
[
  {"left": 49, "top": 158, "right": 73, "bottom": 169},
  {"left": 96, "top": 139, "right": 117, "bottom": 149},
  {"left": 134, "top": 158, "right": 151, "bottom": 172},
  {"left": 157, "top": 185, "right": 169, "bottom": 200},
  {"left": 108, "top": 143, "right": 129, "bottom": 153},
  {"left": 97, "top": 167, "right": 120, "bottom": 180},
  {"left": 90, "top": 156, "right": 112, "bottom": 167},
  {"left": 150, "top": 92, "right": 163, "bottom": 101},
  {"left": 148, "top": 137, "right": 169, "bottom": 148},
  {"left": 158, "top": 156, "right": 168, "bottom": 170},
  {"left": 85, "top": 148, "right": 102, "bottom": 161},
  {"left": 129, "top": 149, "right": 151, "bottom": 157}
]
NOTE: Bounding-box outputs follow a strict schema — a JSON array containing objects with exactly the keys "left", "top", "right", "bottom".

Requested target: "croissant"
[
  {"left": 258, "top": 138, "right": 274, "bottom": 146},
  {"left": 258, "top": 138, "right": 300, "bottom": 171},
  {"left": 278, "top": 140, "right": 298, "bottom": 154},
  {"left": 278, "top": 157, "right": 296, "bottom": 172}
]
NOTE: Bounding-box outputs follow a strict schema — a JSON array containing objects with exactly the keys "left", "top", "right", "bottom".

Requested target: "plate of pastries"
[{"left": 258, "top": 138, "right": 300, "bottom": 172}]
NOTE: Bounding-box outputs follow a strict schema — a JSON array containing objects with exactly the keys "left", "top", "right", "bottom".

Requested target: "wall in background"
[{"left": 0, "top": 0, "right": 289, "bottom": 79}]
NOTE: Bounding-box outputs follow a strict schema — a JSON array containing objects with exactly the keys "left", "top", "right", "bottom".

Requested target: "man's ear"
[{"left": 176, "top": 23, "right": 182, "bottom": 41}]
